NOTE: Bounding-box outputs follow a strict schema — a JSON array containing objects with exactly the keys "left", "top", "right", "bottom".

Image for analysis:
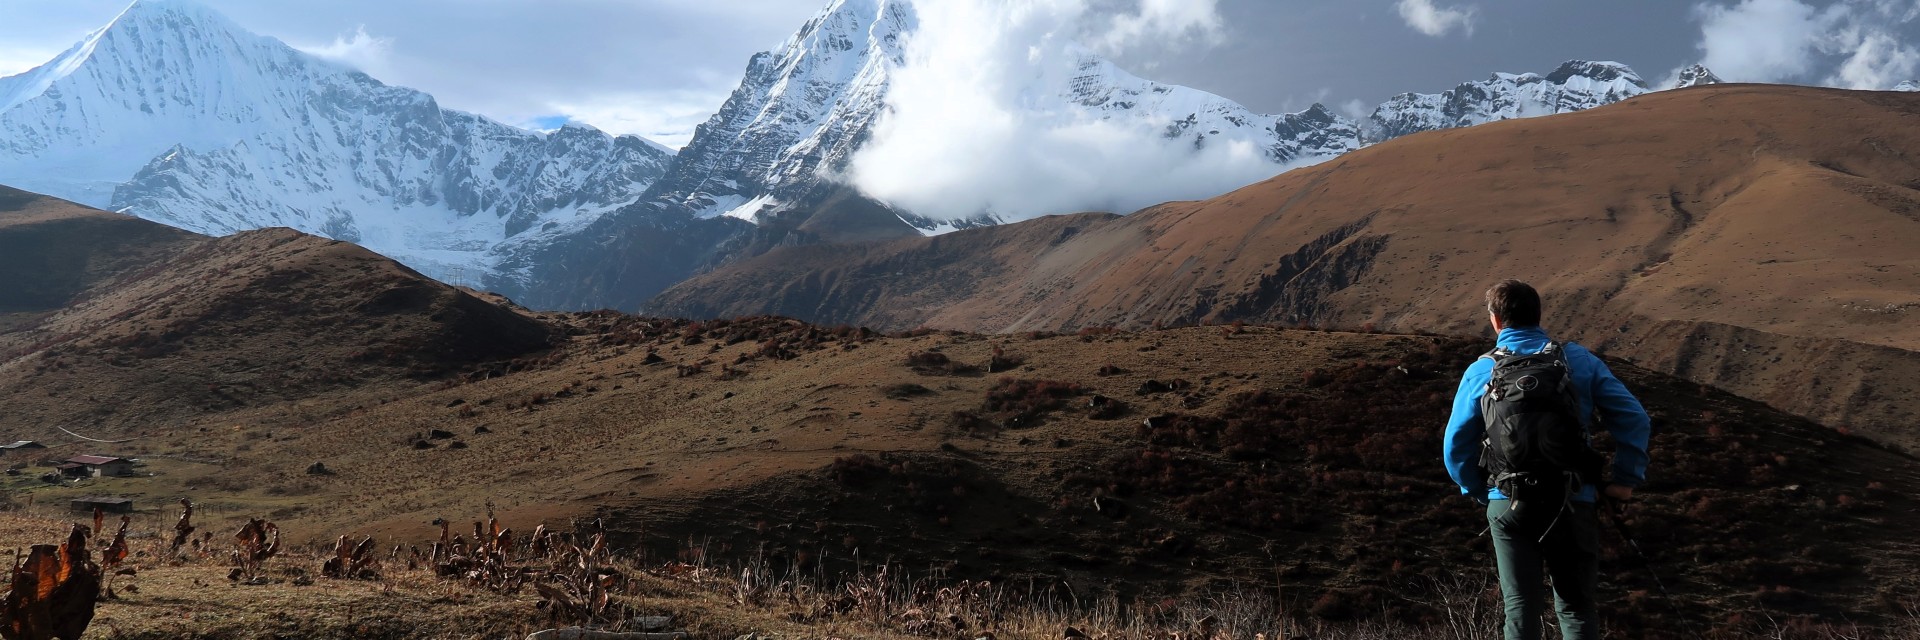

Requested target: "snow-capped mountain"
[
  {"left": 1895, "top": 81, "right": 1920, "bottom": 92},
  {"left": 0, "top": 0, "right": 1736, "bottom": 314},
  {"left": 0, "top": 0, "right": 672, "bottom": 289},
  {"left": 1673, "top": 64, "right": 1725, "bottom": 88},
  {"left": 1362, "top": 61, "right": 1652, "bottom": 143},
  {"left": 641, "top": 0, "right": 912, "bottom": 224},
  {"left": 642, "top": 0, "right": 1358, "bottom": 232},
  {"left": 1066, "top": 49, "right": 1361, "bottom": 166}
]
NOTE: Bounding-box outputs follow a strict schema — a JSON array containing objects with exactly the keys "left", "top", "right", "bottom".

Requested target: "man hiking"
[{"left": 1443, "top": 280, "right": 1651, "bottom": 640}]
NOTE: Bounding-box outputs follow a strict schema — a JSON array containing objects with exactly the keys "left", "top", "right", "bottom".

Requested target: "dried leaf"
[
  {"left": 529, "top": 524, "right": 550, "bottom": 558},
  {"left": 169, "top": 499, "right": 196, "bottom": 553},
  {"left": 230, "top": 519, "right": 279, "bottom": 581},
  {"left": 100, "top": 518, "right": 129, "bottom": 571},
  {"left": 0, "top": 525, "right": 102, "bottom": 640}
]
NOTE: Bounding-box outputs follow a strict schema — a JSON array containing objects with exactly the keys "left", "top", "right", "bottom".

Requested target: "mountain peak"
[
  {"left": 1546, "top": 60, "right": 1646, "bottom": 87},
  {"left": 1674, "top": 64, "right": 1723, "bottom": 88},
  {"left": 109, "top": 0, "right": 241, "bottom": 34},
  {"left": 1894, "top": 80, "right": 1920, "bottom": 92},
  {"left": 120, "top": 0, "right": 219, "bottom": 15}
]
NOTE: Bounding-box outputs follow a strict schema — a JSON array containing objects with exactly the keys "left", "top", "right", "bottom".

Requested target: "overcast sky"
[{"left": 3, "top": 0, "right": 1916, "bottom": 148}]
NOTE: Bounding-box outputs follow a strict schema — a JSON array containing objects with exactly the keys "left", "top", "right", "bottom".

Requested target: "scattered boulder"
[
  {"left": 1134, "top": 379, "right": 1189, "bottom": 395},
  {"left": 428, "top": 429, "right": 456, "bottom": 440},
  {"left": 884, "top": 383, "right": 934, "bottom": 400},
  {"left": 1089, "top": 397, "right": 1130, "bottom": 420},
  {"left": 473, "top": 425, "right": 491, "bottom": 435},
  {"left": 411, "top": 440, "right": 435, "bottom": 450},
  {"left": 304, "top": 462, "right": 333, "bottom": 476}
]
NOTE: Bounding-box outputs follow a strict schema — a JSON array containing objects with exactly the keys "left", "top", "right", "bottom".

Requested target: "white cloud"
[
  {"left": 1692, "top": 0, "right": 1920, "bottom": 88},
  {"left": 1395, "top": 0, "right": 1476, "bottom": 37},
  {"left": 1095, "top": 0, "right": 1225, "bottom": 52},
  {"left": 294, "top": 25, "right": 397, "bottom": 79},
  {"left": 544, "top": 89, "right": 733, "bottom": 149},
  {"left": 1337, "top": 98, "right": 1372, "bottom": 120},
  {"left": 846, "top": 0, "right": 1287, "bottom": 224},
  {"left": 1826, "top": 26, "right": 1920, "bottom": 88},
  {"left": 1692, "top": 0, "right": 1837, "bottom": 82}
]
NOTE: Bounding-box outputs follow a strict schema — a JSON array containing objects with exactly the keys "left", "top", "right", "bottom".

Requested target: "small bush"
[
  {"left": 982, "top": 378, "right": 1082, "bottom": 425},
  {"left": 828, "top": 454, "right": 889, "bottom": 488},
  {"left": 884, "top": 383, "right": 935, "bottom": 400},
  {"left": 987, "top": 346, "right": 1026, "bottom": 372},
  {"left": 907, "top": 351, "right": 979, "bottom": 375}
]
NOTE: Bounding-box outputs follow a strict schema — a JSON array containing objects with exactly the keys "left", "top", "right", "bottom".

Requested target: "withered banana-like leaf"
[
  {"left": 529, "top": 524, "right": 550, "bottom": 558},
  {"left": 0, "top": 525, "right": 102, "bottom": 640},
  {"left": 100, "top": 518, "right": 129, "bottom": 571},
  {"left": 321, "top": 536, "right": 350, "bottom": 578},
  {"left": 169, "top": 499, "right": 196, "bottom": 553},
  {"left": 231, "top": 519, "right": 279, "bottom": 580}
]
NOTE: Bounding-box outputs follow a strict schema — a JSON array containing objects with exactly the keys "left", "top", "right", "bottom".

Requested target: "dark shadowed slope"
[
  {"left": 0, "top": 187, "right": 555, "bottom": 434},
  {"left": 0, "top": 186, "right": 200, "bottom": 328},
  {"left": 650, "top": 85, "right": 1920, "bottom": 450}
]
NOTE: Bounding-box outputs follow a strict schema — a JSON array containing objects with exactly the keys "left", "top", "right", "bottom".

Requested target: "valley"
[
  {"left": 651, "top": 84, "right": 1920, "bottom": 454},
  {"left": 3, "top": 189, "right": 1919, "bottom": 637}
]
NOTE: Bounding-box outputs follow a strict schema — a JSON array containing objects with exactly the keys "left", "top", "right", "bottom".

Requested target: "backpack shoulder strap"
[{"left": 1542, "top": 341, "right": 1571, "bottom": 364}]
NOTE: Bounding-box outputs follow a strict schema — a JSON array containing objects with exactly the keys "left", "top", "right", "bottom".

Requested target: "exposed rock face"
[
  {"left": 0, "top": 0, "right": 673, "bottom": 295},
  {"left": 1673, "top": 64, "right": 1725, "bottom": 88},
  {"left": 1362, "top": 60, "right": 1651, "bottom": 143}
]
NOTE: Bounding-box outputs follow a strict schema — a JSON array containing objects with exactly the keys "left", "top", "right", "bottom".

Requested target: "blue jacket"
[{"left": 1443, "top": 326, "right": 1651, "bottom": 503}]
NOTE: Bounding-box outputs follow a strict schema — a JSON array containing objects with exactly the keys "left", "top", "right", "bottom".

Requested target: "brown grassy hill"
[
  {"left": 6, "top": 308, "right": 1918, "bottom": 636},
  {"left": 646, "top": 85, "right": 1920, "bottom": 451},
  {"left": 0, "top": 191, "right": 555, "bottom": 437},
  {"left": 0, "top": 186, "right": 200, "bottom": 331}
]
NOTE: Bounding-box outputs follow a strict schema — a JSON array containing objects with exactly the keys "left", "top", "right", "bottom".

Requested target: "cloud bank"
[
  {"left": 1692, "top": 0, "right": 1920, "bottom": 88},
  {"left": 295, "top": 25, "right": 397, "bottom": 80},
  {"left": 1396, "top": 0, "right": 1477, "bottom": 37},
  {"left": 847, "top": 0, "right": 1297, "bottom": 225}
]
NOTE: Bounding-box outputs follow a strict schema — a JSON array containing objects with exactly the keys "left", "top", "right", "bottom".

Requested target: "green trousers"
[{"left": 1487, "top": 499, "right": 1600, "bottom": 640}]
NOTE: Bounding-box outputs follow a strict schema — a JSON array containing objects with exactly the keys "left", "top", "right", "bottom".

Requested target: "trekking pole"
[{"left": 1601, "top": 496, "right": 1702, "bottom": 637}]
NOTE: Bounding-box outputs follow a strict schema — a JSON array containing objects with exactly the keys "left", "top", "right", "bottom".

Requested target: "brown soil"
[
  {"left": 5, "top": 301, "right": 1919, "bottom": 635},
  {"left": 648, "top": 85, "right": 1920, "bottom": 452}
]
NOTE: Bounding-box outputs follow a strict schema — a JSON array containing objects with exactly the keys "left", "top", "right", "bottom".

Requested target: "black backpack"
[{"left": 1477, "top": 341, "right": 1605, "bottom": 503}]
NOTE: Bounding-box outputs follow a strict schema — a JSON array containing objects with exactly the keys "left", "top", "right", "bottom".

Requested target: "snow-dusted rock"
[
  {"left": 1673, "top": 64, "right": 1725, "bottom": 89},
  {"left": 644, "top": 0, "right": 1359, "bottom": 232},
  {"left": 0, "top": 0, "right": 672, "bottom": 288},
  {"left": 1363, "top": 61, "right": 1652, "bottom": 143}
]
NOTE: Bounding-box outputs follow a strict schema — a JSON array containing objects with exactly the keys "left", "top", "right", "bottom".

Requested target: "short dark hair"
[{"left": 1485, "top": 280, "right": 1542, "bottom": 327}]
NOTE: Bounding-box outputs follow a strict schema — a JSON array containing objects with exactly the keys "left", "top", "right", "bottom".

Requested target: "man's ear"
[{"left": 1489, "top": 311, "right": 1506, "bottom": 332}]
